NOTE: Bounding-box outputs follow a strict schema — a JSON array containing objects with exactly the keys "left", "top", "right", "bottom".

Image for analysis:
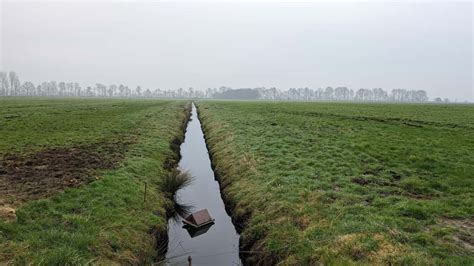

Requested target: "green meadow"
[
  {"left": 0, "top": 98, "right": 189, "bottom": 264},
  {"left": 1, "top": 98, "right": 472, "bottom": 265},
  {"left": 197, "top": 101, "right": 474, "bottom": 264}
]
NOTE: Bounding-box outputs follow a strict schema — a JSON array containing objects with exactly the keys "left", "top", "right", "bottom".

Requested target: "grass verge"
[
  {"left": 197, "top": 101, "right": 474, "bottom": 265},
  {"left": 0, "top": 98, "right": 191, "bottom": 264}
]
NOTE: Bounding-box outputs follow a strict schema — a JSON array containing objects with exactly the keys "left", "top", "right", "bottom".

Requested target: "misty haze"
[{"left": 0, "top": 1, "right": 473, "bottom": 265}]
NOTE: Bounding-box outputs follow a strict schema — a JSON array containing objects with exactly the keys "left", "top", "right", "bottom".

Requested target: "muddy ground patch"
[
  {"left": 0, "top": 140, "right": 130, "bottom": 205},
  {"left": 440, "top": 218, "right": 474, "bottom": 252}
]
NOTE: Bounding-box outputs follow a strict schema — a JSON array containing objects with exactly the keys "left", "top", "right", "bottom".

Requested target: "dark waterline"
[{"left": 165, "top": 103, "right": 241, "bottom": 265}]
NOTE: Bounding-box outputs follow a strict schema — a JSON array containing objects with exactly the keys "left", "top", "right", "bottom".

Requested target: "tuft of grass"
[
  {"left": 161, "top": 170, "right": 193, "bottom": 220},
  {"left": 161, "top": 171, "right": 193, "bottom": 198},
  {"left": 35, "top": 246, "right": 90, "bottom": 266}
]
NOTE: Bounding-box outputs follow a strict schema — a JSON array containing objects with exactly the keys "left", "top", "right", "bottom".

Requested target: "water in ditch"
[{"left": 165, "top": 103, "right": 241, "bottom": 265}]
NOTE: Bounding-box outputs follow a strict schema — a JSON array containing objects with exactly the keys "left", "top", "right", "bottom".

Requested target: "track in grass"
[{"left": 0, "top": 141, "right": 130, "bottom": 205}]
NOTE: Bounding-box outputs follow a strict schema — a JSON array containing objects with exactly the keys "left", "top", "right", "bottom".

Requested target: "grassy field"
[
  {"left": 197, "top": 101, "right": 474, "bottom": 264},
  {"left": 0, "top": 98, "right": 189, "bottom": 264}
]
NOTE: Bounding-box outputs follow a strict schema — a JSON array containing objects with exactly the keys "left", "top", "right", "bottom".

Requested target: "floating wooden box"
[{"left": 182, "top": 209, "right": 215, "bottom": 229}]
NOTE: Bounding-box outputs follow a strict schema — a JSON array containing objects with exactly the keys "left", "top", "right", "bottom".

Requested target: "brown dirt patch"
[
  {"left": 0, "top": 206, "right": 16, "bottom": 221},
  {"left": 440, "top": 217, "right": 474, "bottom": 252},
  {"left": 0, "top": 141, "right": 130, "bottom": 205}
]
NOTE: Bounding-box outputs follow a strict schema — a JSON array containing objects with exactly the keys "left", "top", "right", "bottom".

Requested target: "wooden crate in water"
[{"left": 182, "top": 209, "right": 215, "bottom": 228}]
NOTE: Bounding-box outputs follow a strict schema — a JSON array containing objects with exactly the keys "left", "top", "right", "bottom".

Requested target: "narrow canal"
[{"left": 165, "top": 103, "right": 241, "bottom": 265}]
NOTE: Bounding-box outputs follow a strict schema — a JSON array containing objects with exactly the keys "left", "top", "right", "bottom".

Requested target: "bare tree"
[
  {"left": 58, "top": 82, "right": 67, "bottom": 96},
  {"left": 0, "top": 72, "right": 9, "bottom": 96},
  {"left": 9, "top": 72, "right": 20, "bottom": 96}
]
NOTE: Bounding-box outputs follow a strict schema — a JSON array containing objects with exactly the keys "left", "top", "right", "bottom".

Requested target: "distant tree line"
[
  {"left": 255, "top": 87, "right": 430, "bottom": 102},
  {"left": 209, "top": 87, "right": 430, "bottom": 102},
  {"left": 0, "top": 71, "right": 208, "bottom": 98},
  {"left": 0, "top": 71, "right": 438, "bottom": 102}
]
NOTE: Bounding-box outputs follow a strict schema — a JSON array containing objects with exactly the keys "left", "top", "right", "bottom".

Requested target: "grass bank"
[
  {"left": 0, "top": 98, "right": 190, "bottom": 264},
  {"left": 197, "top": 101, "right": 474, "bottom": 265}
]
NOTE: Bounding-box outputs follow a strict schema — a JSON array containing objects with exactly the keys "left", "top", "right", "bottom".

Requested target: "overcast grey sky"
[{"left": 1, "top": 1, "right": 472, "bottom": 100}]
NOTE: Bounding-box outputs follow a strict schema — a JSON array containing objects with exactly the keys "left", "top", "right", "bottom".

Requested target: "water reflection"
[
  {"left": 183, "top": 222, "right": 215, "bottom": 238},
  {"left": 168, "top": 199, "right": 194, "bottom": 223}
]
